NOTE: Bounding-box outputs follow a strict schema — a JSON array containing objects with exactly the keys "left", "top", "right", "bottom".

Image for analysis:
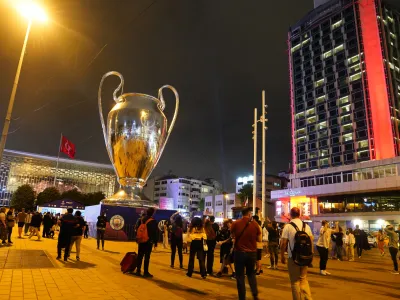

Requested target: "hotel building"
[{"left": 272, "top": 0, "right": 400, "bottom": 230}]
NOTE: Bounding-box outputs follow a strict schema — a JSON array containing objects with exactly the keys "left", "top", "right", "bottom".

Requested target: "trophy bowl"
[{"left": 98, "top": 71, "right": 178, "bottom": 206}]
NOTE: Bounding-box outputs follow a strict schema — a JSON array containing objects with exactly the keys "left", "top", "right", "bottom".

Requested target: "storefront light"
[{"left": 377, "top": 219, "right": 385, "bottom": 226}]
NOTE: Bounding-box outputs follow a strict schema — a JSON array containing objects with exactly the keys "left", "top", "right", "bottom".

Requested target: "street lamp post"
[{"left": 0, "top": 1, "right": 47, "bottom": 163}]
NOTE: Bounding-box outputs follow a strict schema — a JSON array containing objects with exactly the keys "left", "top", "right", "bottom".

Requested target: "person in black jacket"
[
  {"left": 28, "top": 212, "right": 43, "bottom": 241},
  {"left": 96, "top": 212, "right": 107, "bottom": 250},
  {"left": 134, "top": 207, "right": 158, "bottom": 278},
  {"left": 57, "top": 208, "right": 77, "bottom": 261},
  {"left": 42, "top": 213, "right": 53, "bottom": 238}
]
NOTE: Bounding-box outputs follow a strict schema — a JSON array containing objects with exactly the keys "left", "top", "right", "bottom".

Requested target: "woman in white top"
[
  {"left": 316, "top": 221, "right": 339, "bottom": 275},
  {"left": 187, "top": 217, "right": 207, "bottom": 279},
  {"left": 346, "top": 228, "right": 356, "bottom": 261}
]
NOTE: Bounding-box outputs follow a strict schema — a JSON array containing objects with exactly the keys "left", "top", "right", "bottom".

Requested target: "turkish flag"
[{"left": 60, "top": 136, "right": 76, "bottom": 159}]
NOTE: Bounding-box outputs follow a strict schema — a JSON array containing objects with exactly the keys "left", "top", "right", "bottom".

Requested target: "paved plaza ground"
[{"left": 0, "top": 229, "right": 399, "bottom": 300}]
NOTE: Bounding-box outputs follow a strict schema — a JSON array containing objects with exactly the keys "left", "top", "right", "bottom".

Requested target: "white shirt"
[
  {"left": 281, "top": 218, "right": 313, "bottom": 258},
  {"left": 262, "top": 227, "right": 269, "bottom": 242},
  {"left": 346, "top": 233, "right": 355, "bottom": 245},
  {"left": 317, "top": 227, "right": 333, "bottom": 248}
]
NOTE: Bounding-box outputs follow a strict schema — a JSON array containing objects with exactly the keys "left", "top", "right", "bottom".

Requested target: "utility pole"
[
  {"left": 261, "top": 90, "right": 268, "bottom": 219},
  {"left": 252, "top": 108, "right": 257, "bottom": 216}
]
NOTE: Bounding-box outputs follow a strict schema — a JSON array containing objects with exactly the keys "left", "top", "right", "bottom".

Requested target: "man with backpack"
[
  {"left": 280, "top": 207, "right": 313, "bottom": 300},
  {"left": 135, "top": 207, "right": 158, "bottom": 278}
]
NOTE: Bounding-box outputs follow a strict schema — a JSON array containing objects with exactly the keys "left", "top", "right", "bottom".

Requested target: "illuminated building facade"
[
  {"left": 0, "top": 149, "right": 117, "bottom": 206},
  {"left": 272, "top": 0, "right": 400, "bottom": 230}
]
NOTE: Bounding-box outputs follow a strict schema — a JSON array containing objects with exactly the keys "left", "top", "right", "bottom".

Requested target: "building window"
[{"left": 216, "top": 201, "right": 223, "bottom": 206}]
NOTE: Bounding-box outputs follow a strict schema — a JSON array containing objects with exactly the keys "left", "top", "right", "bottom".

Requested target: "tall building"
[
  {"left": 272, "top": 0, "right": 400, "bottom": 230},
  {"left": 143, "top": 175, "right": 222, "bottom": 213},
  {"left": 0, "top": 149, "right": 117, "bottom": 206},
  {"left": 204, "top": 193, "right": 241, "bottom": 221}
]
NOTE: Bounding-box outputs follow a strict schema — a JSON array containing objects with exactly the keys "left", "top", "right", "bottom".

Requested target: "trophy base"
[{"left": 101, "top": 187, "right": 155, "bottom": 207}]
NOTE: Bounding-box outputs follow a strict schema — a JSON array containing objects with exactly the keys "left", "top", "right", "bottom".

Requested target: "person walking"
[
  {"left": 16, "top": 209, "right": 27, "bottom": 238},
  {"left": 335, "top": 227, "right": 345, "bottom": 261},
  {"left": 280, "top": 207, "right": 313, "bottom": 300},
  {"left": 353, "top": 225, "right": 364, "bottom": 258},
  {"left": 186, "top": 217, "right": 207, "bottom": 279},
  {"left": 384, "top": 225, "right": 399, "bottom": 274},
  {"left": 135, "top": 207, "right": 158, "bottom": 278},
  {"left": 346, "top": 228, "right": 355, "bottom": 261},
  {"left": 96, "top": 212, "right": 107, "bottom": 250},
  {"left": 28, "top": 212, "right": 42, "bottom": 241},
  {"left": 170, "top": 212, "right": 184, "bottom": 269},
  {"left": 0, "top": 207, "right": 7, "bottom": 245},
  {"left": 316, "top": 221, "right": 339, "bottom": 275},
  {"left": 377, "top": 229, "right": 385, "bottom": 256},
  {"left": 6, "top": 208, "right": 15, "bottom": 244},
  {"left": 57, "top": 208, "right": 77, "bottom": 261},
  {"left": 204, "top": 218, "right": 217, "bottom": 276},
  {"left": 267, "top": 221, "right": 280, "bottom": 270},
  {"left": 216, "top": 219, "right": 235, "bottom": 279},
  {"left": 69, "top": 211, "right": 86, "bottom": 261},
  {"left": 42, "top": 212, "right": 53, "bottom": 238},
  {"left": 24, "top": 211, "right": 32, "bottom": 236},
  {"left": 253, "top": 215, "right": 263, "bottom": 275},
  {"left": 83, "top": 220, "right": 89, "bottom": 239},
  {"left": 231, "top": 207, "right": 261, "bottom": 300}
]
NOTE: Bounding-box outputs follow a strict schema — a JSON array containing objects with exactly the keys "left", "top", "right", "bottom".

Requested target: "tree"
[
  {"left": 11, "top": 184, "right": 35, "bottom": 210},
  {"left": 83, "top": 191, "right": 106, "bottom": 206},
  {"left": 198, "top": 198, "right": 205, "bottom": 212},
  {"left": 61, "top": 188, "right": 85, "bottom": 203},
  {"left": 36, "top": 187, "right": 61, "bottom": 206},
  {"left": 238, "top": 183, "right": 253, "bottom": 205}
]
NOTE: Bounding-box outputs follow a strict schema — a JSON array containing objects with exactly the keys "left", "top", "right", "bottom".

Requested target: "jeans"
[
  {"left": 187, "top": 240, "right": 206, "bottom": 277},
  {"left": 389, "top": 247, "right": 398, "bottom": 271},
  {"left": 97, "top": 229, "right": 105, "bottom": 249},
  {"left": 24, "top": 223, "right": 30, "bottom": 235},
  {"left": 43, "top": 226, "right": 50, "bottom": 238},
  {"left": 356, "top": 243, "right": 363, "bottom": 257},
  {"left": 7, "top": 226, "right": 13, "bottom": 243},
  {"left": 70, "top": 236, "right": 83, "bottom": 257},
  {"left": 288, "top": 258, "right": 313, "bottom": 300},
  {"left": 336, "top": 245, "right": 343, "bottom": 260},
  {"left": 347, "top": 244, "right": 354, "bottom": 260},
  {"left": 205, "top": 240, "right": 216, "bottom": 274},
  {"left": 234, "top": 251, "right": 258, "bottom": 300},
  {"left": 316, "top": 246, "right": 328, "bottom": 270},
  {"left": 171, "top": 238, "right": 183, "bottom": 267},
  {"left": 57, "top": 236, "right": 71, "bottom": 259},
  {"left": 137, "top": 241, "right": 153, "bottom": 274},
  {"left": 268, "top": 242, "right": 279, "bottom": 266}
]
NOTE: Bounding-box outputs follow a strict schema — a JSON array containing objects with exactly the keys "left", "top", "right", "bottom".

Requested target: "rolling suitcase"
[{"left": 120, "top": 252, "right": 138, "bottom": 273}]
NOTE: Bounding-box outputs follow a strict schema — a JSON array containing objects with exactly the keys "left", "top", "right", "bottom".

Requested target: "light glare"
[{"left": 16, "top": 1, "right": 48, "bottom": 22}]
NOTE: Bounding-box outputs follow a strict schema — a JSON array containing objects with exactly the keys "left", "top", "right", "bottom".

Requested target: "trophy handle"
[
  {"left": 98, "top": 71, "right": 125, "bottom": 165},
  {"left": 158, "top": 85, "right": 179, "bottom": 142}
]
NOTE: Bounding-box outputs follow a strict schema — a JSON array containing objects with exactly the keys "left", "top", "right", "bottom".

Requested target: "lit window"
[
  {"left": 347, "top": 55, "right": 360, "bottom": 64},
  {"left": 323, "top": 50, "right": 333, "bottom": 59},
  {"left": 343, "top": 124, "right": 352, "bottom": 132},
  {"left": 316, "top": 95, "right": 326, "bottom": 103},
  {"left": 291, "top": 43, "right": 301, "bottom": 53},
  {"left": 315, "top": 79, "right": 324, "bottom": 87},
  {"left": 296, "top": 112, "right": 305, "bottom": 119},
  {"left": 320, "top": 158, "right": 329, "bottom": 166},
  {"left": 343, "top": 133, "right": 353, "bottom": 142},
  {"left": 318, "top": 121, "right": 327, "bottom": 130},
  {"left": 349, "top": 72, "right": 362, "bottom": 82},
  {"left": 302, "top": 38, "right": 310, "bottom": 46},
  {"left": 349, "top": 64, "right": 361, "bottom": 73},
  {"left": 339, "top": 95, "right": 349, "bottom": 105},
  {"left": 331, "top": 20, "right": 343, "bottom": 30},
  {"left": 306, "top": 108, "right": 315, "bottom": 116},
  {"left": 389, "top": 62, "right": 395, "bottom": 69},
  {"left": 342, "top": 105, "right": 351, "bottom": 113},
  {"left": 307, "top": 116, "right": 317, "bottom": 124},
  {"left": 334, "top": 44, "right": 344, "bottom": 54},
  {"left": 320, "top": 149, "right": 328, "bottom": 157}
]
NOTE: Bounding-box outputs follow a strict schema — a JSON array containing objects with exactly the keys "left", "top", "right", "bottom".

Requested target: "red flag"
[{"left": 60, "top": 136, "right": 75, "bottom": 159}]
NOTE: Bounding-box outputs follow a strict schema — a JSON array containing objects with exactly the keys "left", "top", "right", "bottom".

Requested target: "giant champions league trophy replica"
[{"left": 98, "top": 71, "right": 179, "bottom": 207}]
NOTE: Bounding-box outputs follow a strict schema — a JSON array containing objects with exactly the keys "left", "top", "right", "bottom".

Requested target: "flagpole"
[{"left": 53, "top": 133, "right": 62, "bottom": 186}]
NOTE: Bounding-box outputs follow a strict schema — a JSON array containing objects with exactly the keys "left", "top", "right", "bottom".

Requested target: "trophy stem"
[{"left": 101, "top": 185, "right": 155, "bottom": 208}]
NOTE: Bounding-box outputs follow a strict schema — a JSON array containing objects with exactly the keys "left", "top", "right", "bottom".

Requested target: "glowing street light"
[{"left": 0, "top": 1, "right": 48, "bottom": 163}]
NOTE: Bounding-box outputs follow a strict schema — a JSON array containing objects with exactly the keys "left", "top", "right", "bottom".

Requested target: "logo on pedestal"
[{"left": 110, "top": 215, "right": 125, "bottom": 230}]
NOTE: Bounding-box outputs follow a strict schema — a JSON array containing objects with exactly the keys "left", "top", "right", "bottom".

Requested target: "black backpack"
[{"left": 289, "top": 222, "right": 313, "bottom": 266}]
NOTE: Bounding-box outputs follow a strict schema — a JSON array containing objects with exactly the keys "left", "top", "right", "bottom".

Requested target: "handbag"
[{"left": 203, "top": 239, "right": 208, "bottom": 252}]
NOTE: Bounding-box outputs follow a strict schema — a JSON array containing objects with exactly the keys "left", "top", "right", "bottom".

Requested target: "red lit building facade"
[{"left": 273, "top": 0, "right": 400, "bottom": 230}]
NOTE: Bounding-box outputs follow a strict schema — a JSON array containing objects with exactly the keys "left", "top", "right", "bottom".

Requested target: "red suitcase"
[{"left": 120, "top": 252, "right": 138, "bottom": 273}]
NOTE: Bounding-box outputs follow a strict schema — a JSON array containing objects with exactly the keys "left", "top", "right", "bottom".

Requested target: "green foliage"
[
  {"left": 36, "top": 187, "right": 61, "bottom": 206},
  {"left": 83, "top": 191, "right": 106, "bottom": 206},
  {"left": 238, "top": 183, "right": 253, "bottom": 205},
  {"left": 61, "top": 188, "right": 84, "bottom": 203},
  {"left": 199, "top": 198, "right": 205, "bottom": 212},
  {"left": 11, "top": 184, "right": 35, "bottom": 210}
]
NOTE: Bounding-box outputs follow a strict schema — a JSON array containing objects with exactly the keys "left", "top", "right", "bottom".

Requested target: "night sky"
[{"left": 0, "top": 0, "right": 312, "bottom": 191}]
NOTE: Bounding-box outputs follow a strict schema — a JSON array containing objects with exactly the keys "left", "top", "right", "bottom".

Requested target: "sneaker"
[
  {"left": 325, "top": 271, "right": 331, "bottom": 275},
  {"left": 201, "top": 276, "right": 207, "bottom": 279},
  {"left": 390, "top": 270, "right": 399, "bottom": 275},
  {"left": 76, "top": 257, "right": 80, "bottom": 261},
  {"left": 134, "top": 271, "right": 141, "bottom": 277},
  {"left": 143, "top": 273, "right": 153, "bottom": 278},
  {"left": 267, "top": 265, "right": 274, "bottom": 269},
  {"left": 274, "top": 265, "right": 278, "bottom": 270},
  {"left": 186, "top": 273, "right": 192, "bottom": 278},
  {"left": 359, "top": 256, "right": 361, "bottom": 259},
  {"left": 216, "top": 272, "right": 222, "bottom": 278},
  {"left": 349, "top": 259, "right": 355, "bottom": 262},
  {"left": 320, "top": 270, "right": 327, "bottom": 276},
  {"left": 230, "top": 272, "right": 236, "bottom": 279},
  {"left": 56, "top": 256, "right": 61, "bottom": 260}
]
